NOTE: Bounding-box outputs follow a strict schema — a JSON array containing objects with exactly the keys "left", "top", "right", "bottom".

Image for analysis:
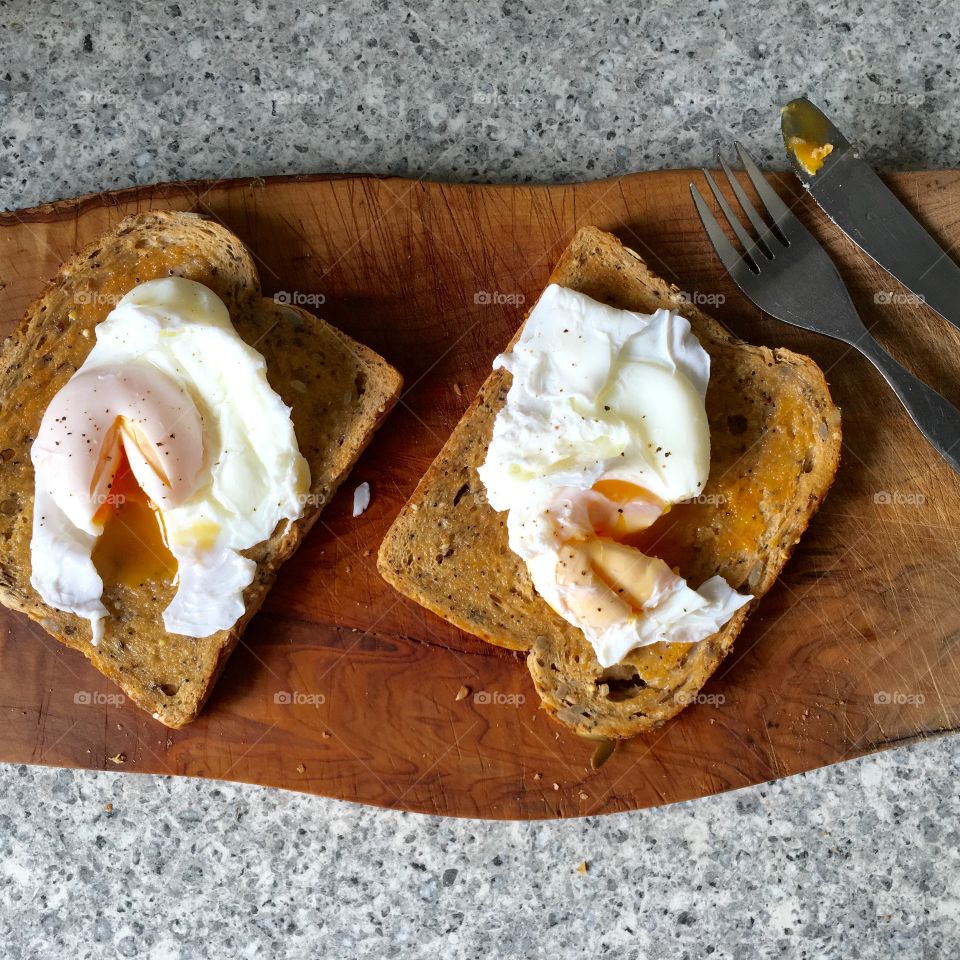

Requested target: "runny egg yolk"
[
  {"left": 545, "top": 480, "right": 686, "bottom": 629},
  {"left": 584, "top": 479, "right": 668, "bottom": 539},
  {"left": 91, "top": 445, "right": 178, "bottom": 590}
]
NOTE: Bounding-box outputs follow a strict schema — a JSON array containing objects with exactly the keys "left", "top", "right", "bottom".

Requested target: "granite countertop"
[{"left": 1, "top": 1, "right": 958, "bottom": 957}]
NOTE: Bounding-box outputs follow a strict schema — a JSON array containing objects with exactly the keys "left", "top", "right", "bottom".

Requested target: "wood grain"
[{"left": 0, "top": 171, "right": 958, "bottom": 819}]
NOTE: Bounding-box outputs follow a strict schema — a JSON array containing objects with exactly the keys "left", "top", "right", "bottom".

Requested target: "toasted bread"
[
  {"left": 378, "top": 226, "right": 841, "bottom": 739},
  {"left": 0, "top": 211, "right": 402, "bottom": 727}
]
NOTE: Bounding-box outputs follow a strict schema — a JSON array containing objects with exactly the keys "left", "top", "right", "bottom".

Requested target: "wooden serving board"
[{"left": 1, "top": 171, "right": 959, "bottom": 819}]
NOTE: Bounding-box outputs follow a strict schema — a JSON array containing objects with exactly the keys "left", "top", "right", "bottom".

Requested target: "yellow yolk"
[
  {"left": 91, "top": 446, "right": 178, "bottom": 589},
  {"left": 587, "top": 479, "right": 668, "bottom": 538},
  {"left": 786, "top": 136, "right": 833, "bottom": 176},
  {"left": 592, "top": 478, "right": 660, "bottom": 506},
  {"left": 547, "top": 481, "right": 677, "bottom": 621},
  {"left": 584, "top": 538, "right": 673, "bottom": 609},
  {"left": 781, "top": 99, "right": 835, "bottom": 177}
]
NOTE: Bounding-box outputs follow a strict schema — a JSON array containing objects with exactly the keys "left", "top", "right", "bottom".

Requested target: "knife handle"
[{"left": 858, "top": 333, "right": 960, "bottom": 474}]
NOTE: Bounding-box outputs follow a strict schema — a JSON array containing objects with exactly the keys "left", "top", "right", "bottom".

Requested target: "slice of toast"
[
  {"left": 378, "top": 226, "right": 841, "bottom": 739},
  {"left": 0, "top": 210, "right": 402, "bottom": 728}
]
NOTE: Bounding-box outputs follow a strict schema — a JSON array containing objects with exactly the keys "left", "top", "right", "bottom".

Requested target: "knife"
[{"left": 780, "top": 96, "right": 960, "bottom": 333}]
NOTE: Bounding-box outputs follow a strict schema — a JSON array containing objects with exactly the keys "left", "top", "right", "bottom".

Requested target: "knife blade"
[{"left": 780, "top": 96, "right": 960, "bottom": 333}]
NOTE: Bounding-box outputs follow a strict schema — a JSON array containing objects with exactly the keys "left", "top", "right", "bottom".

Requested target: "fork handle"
[{"left": 858, "top": 333, "right": 960, "bottom": 474}]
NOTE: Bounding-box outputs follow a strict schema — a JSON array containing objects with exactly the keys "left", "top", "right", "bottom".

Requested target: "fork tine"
[
  {"left": 717, "top": 153, "right": 775, "bottom": 257},
  {"left": 734, "top": 141, "right": 801, "bottom": 238},
  {"left": 700, "top": 169, "right": 761, "bottom": 271},
  {"left": 690, "top": 182, "right": 747, "bottom": 277}
]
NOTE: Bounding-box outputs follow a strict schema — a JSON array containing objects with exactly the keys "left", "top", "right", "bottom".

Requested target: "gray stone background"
[{"left": 1, "top": 1, "right": 959, "bottom": 957}]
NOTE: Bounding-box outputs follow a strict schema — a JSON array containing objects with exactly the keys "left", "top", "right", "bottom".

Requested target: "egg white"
[
  {"left": 478, "top": 284, "right": 751, "bottom": 667},
  {"left": 30, "top": 277, "right": 310, "bottom": 643}
]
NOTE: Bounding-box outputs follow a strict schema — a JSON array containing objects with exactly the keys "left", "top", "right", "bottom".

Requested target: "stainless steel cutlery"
[
  {"left": 781, "top": 97, "right": 960, "bottom": 334},
  {"left": 691, "top": 142, "right": 960, "bottom": 473}
]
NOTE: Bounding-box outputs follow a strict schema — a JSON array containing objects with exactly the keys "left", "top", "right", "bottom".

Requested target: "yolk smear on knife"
[
  {"left": 92, "top": 445, "right": 178, "bottom": 589},
  {"left": 786, "top": 136, "right": 834, "bottom": 176}
]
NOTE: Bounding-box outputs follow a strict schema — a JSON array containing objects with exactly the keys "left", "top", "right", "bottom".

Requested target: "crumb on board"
[
  {"left": 296, "top": 763, "right": 306, "bottom": 774},
  {"left": 455, "top": 685, "right": 470, "bottom": 702},
  {"left": 107, "top": 753, "right": 126, "bottom": 765}
]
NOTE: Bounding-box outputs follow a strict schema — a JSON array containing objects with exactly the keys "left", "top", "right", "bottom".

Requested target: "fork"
[{"left": 691, "top": 143, "right": 960, "bottom": 474}]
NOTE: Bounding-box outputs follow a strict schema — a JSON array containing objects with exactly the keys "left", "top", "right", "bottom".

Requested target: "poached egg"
[
  {"left": 477, "top": 284, "right": 751, "bottom": 668},
  {"left": 30, "top": 277, "right": 310, "bottom": 644}
]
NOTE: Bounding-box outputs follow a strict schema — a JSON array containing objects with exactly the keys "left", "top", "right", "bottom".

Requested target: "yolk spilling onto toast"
[{"left": 92, "top": 445, "right": 178, "bottom": 589}]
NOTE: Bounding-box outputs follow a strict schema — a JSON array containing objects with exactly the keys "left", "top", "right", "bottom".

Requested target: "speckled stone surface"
[
  {"left": 2, "top": 0, "right": 960, "bottom": 208},
  {"left": 2, "top": 744, "right": 959, "bottom": 960},
  {"left": 1, "top": 0, "right": 960, "bottom": 956}
]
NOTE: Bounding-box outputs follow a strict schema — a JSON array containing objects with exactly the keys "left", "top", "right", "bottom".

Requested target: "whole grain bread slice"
[
  {"left": 0, "top": 210, "right": 402, "bottom": 727},
  {"left": 378, "top": 226, "right": 841, "bottom": 739}
]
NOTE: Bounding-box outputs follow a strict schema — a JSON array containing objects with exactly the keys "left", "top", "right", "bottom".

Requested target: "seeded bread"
[
  {"left": 378, "top": 226, "right": 841, "bottom": 739},
  {"left": 0, "top": 211, "right": 402, "bottom": 727}
]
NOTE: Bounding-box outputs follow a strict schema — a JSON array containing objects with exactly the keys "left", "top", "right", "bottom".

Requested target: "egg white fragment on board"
[
  {"left": 477, "top": 284, "right": 751, "bottom": 668},
  {"left": 352, "top": 481, "right": 371, "bottom": 518},
  {"left": 30, "top": 277, "right": 311, "bottom": 644}
]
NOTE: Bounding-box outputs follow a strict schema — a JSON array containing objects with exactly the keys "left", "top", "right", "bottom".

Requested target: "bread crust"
[
  {"left": 0, "top": 211, "right": 402, "bottom": 727},
  {"left": 378, "top": 226, "right": 842, "bottom": 738}
]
